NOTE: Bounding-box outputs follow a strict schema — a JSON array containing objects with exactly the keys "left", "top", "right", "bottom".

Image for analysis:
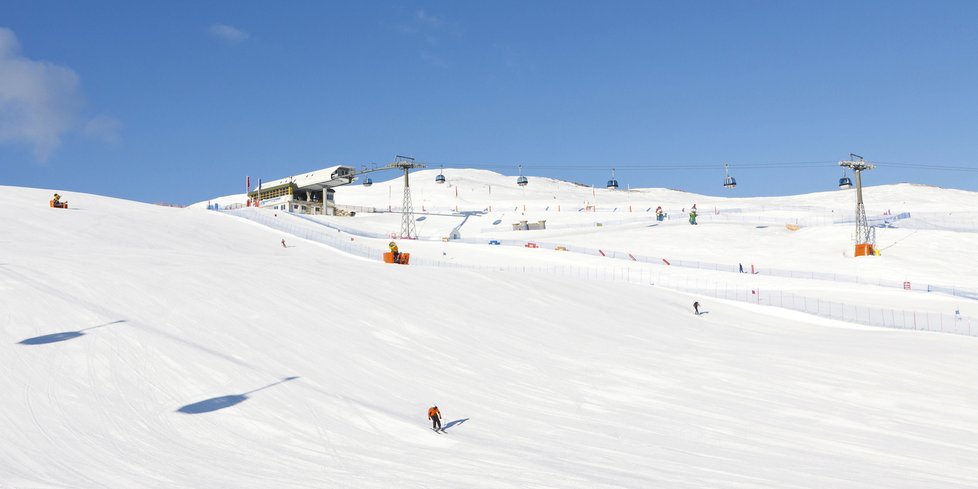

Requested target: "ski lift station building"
[{"left": 247, "top": 165, "right": 356, "bottom": 215}]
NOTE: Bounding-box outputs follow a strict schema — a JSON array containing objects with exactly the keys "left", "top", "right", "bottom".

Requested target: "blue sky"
[{"left": 2, "top": 0, "right": 977, "bottom": 204}]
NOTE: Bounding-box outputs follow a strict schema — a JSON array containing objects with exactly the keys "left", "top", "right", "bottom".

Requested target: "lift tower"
[
  {"left": 393, "top": 155, "right": 425, "bottom": 239},
  {"left": 352, "top": 155, "right": 427, "bottom": 239},
  {"left": 839, "top": 153, "right": 876, "bottom": 256}
]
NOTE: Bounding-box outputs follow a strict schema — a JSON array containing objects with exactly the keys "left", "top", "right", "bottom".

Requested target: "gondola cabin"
[
  {"left": 607, "top": 168, "right": 619, "bottom": 190},
  {"left": 722, "top": 163, "right": 736, "bottom": 189}
]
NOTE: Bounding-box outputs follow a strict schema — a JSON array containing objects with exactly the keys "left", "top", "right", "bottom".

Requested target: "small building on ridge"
[{"left": 248, "top": 166, "right": 356, "bottom": 215}]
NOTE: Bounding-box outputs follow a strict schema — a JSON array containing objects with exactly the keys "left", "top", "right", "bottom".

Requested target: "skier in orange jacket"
[{"left": 428, "top": 405, "right": 442, "bottom": 431}]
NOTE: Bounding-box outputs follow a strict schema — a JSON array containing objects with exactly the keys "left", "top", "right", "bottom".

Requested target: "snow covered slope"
[{"left": 4, "top": 184, "right": 978, "bottom": 488}]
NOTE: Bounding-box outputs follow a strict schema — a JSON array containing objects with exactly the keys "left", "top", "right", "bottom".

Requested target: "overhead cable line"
[
  {"left": 420, "top": 160, "right": 978, "bottom": 173},
  {"left": 875, "top": 161, "right": 978, "bottom": 172},
  {"left": 429, "top": 161, "right": 836, "bottom": 171}
]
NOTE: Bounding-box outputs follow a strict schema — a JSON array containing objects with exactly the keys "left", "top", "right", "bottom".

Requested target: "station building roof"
[{"left": 252, "top": 165, "right": 356, "bottom": 192}]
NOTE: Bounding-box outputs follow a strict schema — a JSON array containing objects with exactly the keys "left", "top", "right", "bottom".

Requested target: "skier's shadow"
[
  {"left": 443, "top": 418, "right": 469, "bottom": 431},
  {"left": 176, "top": 376, "right": 299, "bottom": 414},
  {"left": 18, "top": 320, "right": 126, "bottom": 345}
]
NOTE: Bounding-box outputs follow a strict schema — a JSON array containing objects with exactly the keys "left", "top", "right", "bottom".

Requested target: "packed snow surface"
[{"left": 5, "top": 175, "right": 978, "bottom": 488}]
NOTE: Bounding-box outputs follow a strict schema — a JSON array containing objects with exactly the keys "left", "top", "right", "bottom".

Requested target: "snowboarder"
[
  {"left": 688, "top": 209, "right": 698, "bottom": 225},
  {"left": 389, "top": 241, "right": 401, "bottom": 264},
  {"left": 693, "top": 301, "right": 700, "bottom": 315},
  {"left": 281, "top": 239, "right": 287, "bottom": 248},
  {"left": 738, "top": 263, "right": 744, "bottom": 273},
  {"left": 428, "top": 405, "right": 442, "bottom": 431}
]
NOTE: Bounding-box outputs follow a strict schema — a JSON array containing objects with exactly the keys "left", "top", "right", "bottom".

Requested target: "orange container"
[
  {"left": 854, "top": 244, "right": 874, "bottom": 256},
  {"left": 383, "top": 252, "right": 410, "bottom": 265}
]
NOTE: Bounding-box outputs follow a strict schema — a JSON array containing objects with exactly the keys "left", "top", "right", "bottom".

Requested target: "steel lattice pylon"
[
  {"left": 392, "top": 155, "right": 424, "bottom": 240},
  {"left": 350, "top": 155, "right": 425, "bottom": 240},
  {"left": 839, "top": 154, "right": 876, "bottom": 253},
  {"left": 400, "top": 167, "right": 417, "bottom": 239}
]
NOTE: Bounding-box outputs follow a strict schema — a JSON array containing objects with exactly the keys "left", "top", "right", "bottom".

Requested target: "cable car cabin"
[
  {"left": 363, "top": 177, "right": 373, "bottom": 187},
  {"left": 606, "top": 169, "right": 619, "bottom": 190},
  {"left": 517, "top": 175, "right": 528, "bottom": 187},
  {"left": 723, "top": 176, "right": 737, "bottom": 188},
  {"left": 435, "top": 173, "right": 446, "bottom": 184},
  {"left": 838, "top": 177, "right": 852, "bottom": 189}
]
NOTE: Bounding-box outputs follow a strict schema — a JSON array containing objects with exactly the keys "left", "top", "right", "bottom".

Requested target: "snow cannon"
[{"left": 383, "top": 252, "right": 410, "bottom": 265}]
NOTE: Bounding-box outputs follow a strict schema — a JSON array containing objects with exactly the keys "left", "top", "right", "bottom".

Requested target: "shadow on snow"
[
  {"left": 177, "top": 376, "right": 299, "bottom": 414},
  {"left": 17, "top": 320, "right": 126, "bottom": 345},
  {"left": 443, "top": 418, "right": 469, "bottom": 431}
]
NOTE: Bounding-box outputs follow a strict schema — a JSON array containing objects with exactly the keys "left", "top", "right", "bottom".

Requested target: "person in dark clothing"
[
  {"left": 693, "top": 301, "right": 700, "bottom": 315},
  {"left": 428, "top": 405, "right": 442, "bottom": 431}
]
